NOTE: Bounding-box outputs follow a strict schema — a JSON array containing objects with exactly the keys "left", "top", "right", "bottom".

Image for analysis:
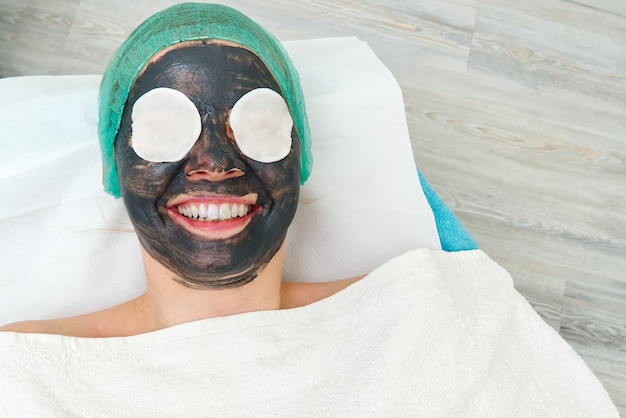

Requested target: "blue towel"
[{"left": 418, "top": 171, "right": 478, "bottom": 252}]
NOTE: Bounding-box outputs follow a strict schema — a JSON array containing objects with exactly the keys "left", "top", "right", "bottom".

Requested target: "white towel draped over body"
[{"left": 0, "top": 249, "right": 617, "bottom": 417}]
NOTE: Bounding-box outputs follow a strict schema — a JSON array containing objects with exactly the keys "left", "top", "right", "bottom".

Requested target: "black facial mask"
[{"left": 114, "top": 43, "right": 301, "bottom": 288}]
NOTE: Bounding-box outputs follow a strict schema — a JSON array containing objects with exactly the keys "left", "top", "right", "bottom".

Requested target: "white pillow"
[{"left": 0, "top": 37, "right": 440, "bottom": 324}]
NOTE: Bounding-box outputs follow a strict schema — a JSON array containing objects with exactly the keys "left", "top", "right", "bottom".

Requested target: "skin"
[{"left": 114, "top": 42, "right": 301, "bottom": 289}]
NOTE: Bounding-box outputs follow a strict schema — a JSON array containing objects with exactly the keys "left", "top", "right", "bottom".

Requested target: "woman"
[{"left": 0, "top": 3, "right": 360, "bottom": 338}]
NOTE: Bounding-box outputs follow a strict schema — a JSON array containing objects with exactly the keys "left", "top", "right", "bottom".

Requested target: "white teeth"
[
  {"left": 207, "top": 204, "right": 219, "bottom": 221},
  {"left": 219, "top": 203, "right": 231, "bottom": 220},
  {"left": 198, "top": 204, "right": 207, "bottom": 219},
  {"left": 178, "top": 206, "right": 193, "bottom": 218},
  {"left": 177, "top": 202, "right": 251, "bottom": 221},
  {"left": 190, "top": 204, "right": 199, "bottom": 218}
]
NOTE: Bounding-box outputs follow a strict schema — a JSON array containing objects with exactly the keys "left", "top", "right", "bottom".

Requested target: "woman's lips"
[{"left": 166, "top": 193, "right": 259, "bottom": 239}]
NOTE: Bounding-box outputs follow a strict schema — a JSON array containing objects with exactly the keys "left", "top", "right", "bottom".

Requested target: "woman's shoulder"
[
  {"left": 280, "top": 275, "right": 365, "bottom": 309},
  {"left": 0, "top": 317, "right": 91, "bottom": 336},
  {"left": 0, "top": 300, "right": 142, "bottom": 338}
]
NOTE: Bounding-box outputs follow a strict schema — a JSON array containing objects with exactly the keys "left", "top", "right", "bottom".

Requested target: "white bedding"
[
  {"left": 0, "top": 37, "right": 441, "bottom": 325},
  {"left": 0, "top": 249, "right": 617, "bottom": 416}
]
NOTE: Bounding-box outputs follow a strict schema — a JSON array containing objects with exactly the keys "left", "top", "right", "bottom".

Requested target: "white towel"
[{"left": 0, "top": 249, "right": 617, "bottom": 417}]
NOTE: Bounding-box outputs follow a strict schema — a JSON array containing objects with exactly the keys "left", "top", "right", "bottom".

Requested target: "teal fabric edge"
[{"left": 418, "top": 170, "right": 478, "bottom": 252}]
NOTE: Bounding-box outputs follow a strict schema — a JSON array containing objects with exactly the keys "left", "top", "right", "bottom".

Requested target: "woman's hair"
[{"left": 98, "top": 2, "right": 312, "bottom": 197}]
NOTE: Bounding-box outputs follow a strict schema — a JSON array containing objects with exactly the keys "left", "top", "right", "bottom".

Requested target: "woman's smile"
[{"left": 166, "top": 193, "right": 260, "bottom": 240}]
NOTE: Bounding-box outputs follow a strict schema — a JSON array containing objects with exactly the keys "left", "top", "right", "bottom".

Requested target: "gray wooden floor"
[{"left": 1, "top": 0, "right": 625, "bottom": 413}]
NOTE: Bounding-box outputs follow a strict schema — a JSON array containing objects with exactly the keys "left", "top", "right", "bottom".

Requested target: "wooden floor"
[{"left": 2, "top": 0, "right": 625, "bottom": 413}]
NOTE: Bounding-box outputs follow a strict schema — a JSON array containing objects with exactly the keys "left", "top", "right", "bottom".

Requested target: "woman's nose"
[{"left": 184, "top": 122, "right": 246, "bottom": 181}]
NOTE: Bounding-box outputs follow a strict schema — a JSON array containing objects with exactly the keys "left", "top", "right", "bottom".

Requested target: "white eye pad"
[
  {"left": 229, "top": 88, "right": 293, "bottom": 163},
  {"left": 130, "top": 87, "right": 202, "bottom": 162}
]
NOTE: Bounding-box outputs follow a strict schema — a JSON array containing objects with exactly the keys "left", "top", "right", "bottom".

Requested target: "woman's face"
[{"left": 114, "top": 42, "right": 301, "bottom": 288}]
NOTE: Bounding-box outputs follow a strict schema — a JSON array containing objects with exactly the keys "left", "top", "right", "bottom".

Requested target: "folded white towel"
[{"left": 0, "top": 249, "right": 616, "bottom": 416}]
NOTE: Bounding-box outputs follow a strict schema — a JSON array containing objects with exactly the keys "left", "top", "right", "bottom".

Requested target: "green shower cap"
[{"left": 98, "top": 2, "right": 312, "bottom": 197}]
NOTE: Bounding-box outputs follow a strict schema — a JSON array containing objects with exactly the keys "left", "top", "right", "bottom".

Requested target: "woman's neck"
[{"left": 132, "top": 245, "right": 285, "bottom": 332}]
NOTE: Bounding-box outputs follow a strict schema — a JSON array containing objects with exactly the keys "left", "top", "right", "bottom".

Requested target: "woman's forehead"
[
  {"left": 146, "top": 39, "right": 248, "bottom": 62},
  {"left": 130, "top": 42, "right": 280, "bottom": 101},
  {"left": 141, "top": 41, "right": 276, "bottom": 82}
]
